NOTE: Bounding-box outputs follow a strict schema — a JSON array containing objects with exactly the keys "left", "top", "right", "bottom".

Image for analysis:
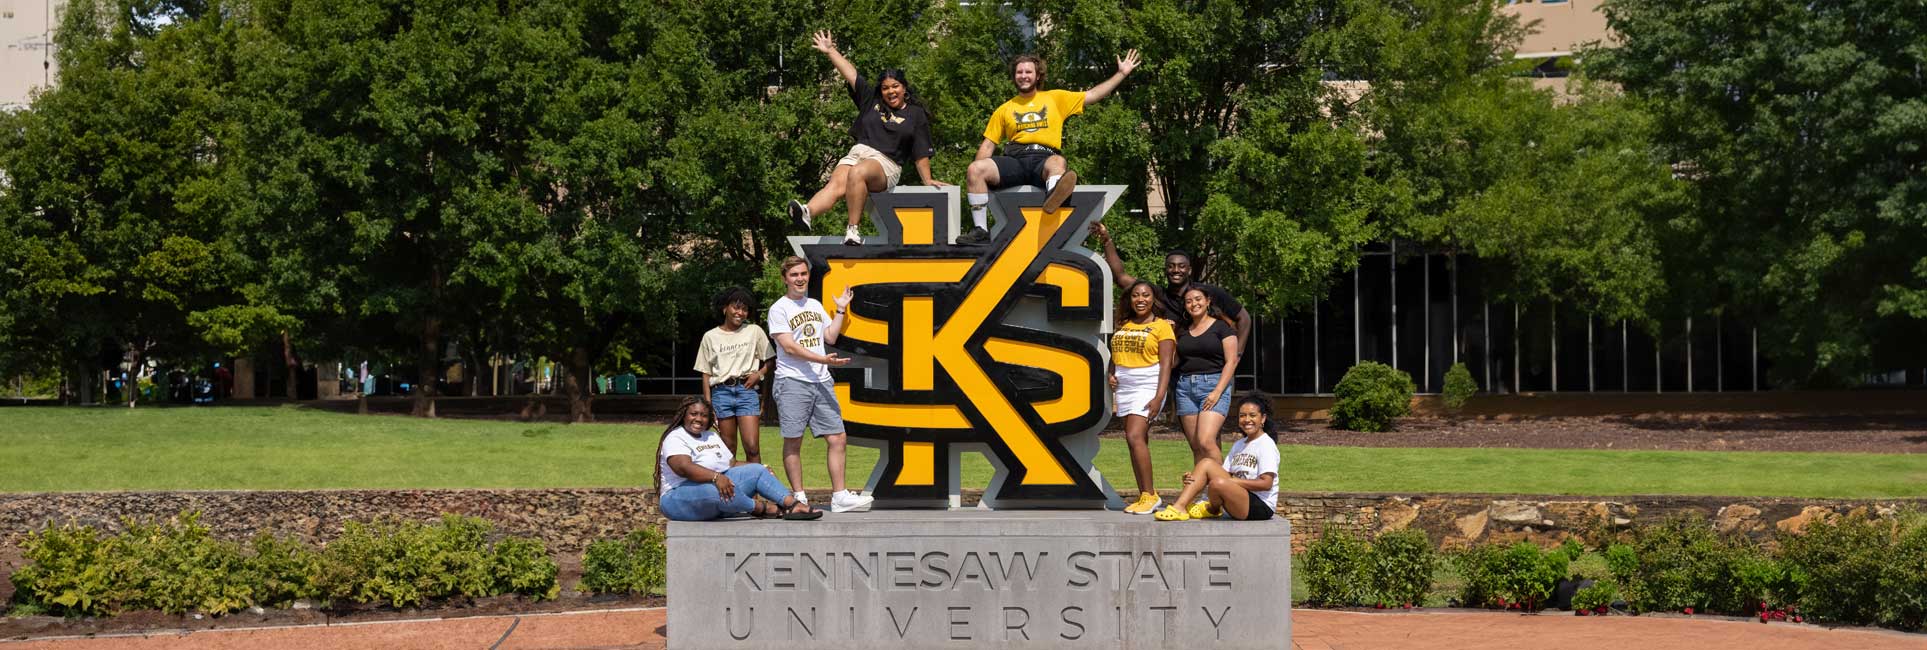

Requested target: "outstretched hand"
[
  {"left": 811, "top": 30, "right": 838, "bottom": 55},
  {"left": 1091, "top": 222, "right": 1112, "bottom": 245},
  {"left": 1117, "top": 49, "right": 1142, "bottom": 75},
  {"left": 834, "top": 288, "right": 855, "bottom": 311}
]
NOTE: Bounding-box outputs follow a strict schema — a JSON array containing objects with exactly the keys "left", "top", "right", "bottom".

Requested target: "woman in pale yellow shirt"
[{"left": 1109, "top": 280, "right": 1175, "bottom": 515}]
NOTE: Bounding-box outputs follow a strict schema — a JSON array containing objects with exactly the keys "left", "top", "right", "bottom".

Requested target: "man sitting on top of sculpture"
[{"left": 958, "top": 49, "right": 1142, "bottom": 245}]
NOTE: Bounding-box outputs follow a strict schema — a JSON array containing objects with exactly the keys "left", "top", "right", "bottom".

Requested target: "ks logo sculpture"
[{"left": 789, "top": 186, "right": 1124, "bottom": 509}]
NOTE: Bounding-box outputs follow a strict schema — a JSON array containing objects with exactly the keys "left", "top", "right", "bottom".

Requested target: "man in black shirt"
[{"left": 1092, "top": 223, "right": 1253, "bottom": 348}]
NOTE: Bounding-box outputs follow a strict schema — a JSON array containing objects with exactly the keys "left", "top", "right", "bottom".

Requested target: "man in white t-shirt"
[{"left": 768, "top": 256, "right": 874, "bottom": 513}]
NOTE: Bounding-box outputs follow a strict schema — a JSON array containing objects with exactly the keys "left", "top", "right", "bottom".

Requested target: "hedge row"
[
  {"left": 7, "top": 512, "right": 667, "bottom": 618},
  {"left": 1303, "top": 511, "right": 1927, "bottom": 631}
]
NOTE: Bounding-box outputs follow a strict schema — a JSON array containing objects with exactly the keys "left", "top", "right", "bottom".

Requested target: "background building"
[{"left": 1, "top": 0, "right": 60, "bottom": 112}]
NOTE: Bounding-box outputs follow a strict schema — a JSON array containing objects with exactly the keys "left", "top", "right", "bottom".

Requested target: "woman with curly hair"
[
  {"left": 695, "top": 287, "right": 776, "bottom": 462},
  {"left": 655, "top": 396, "right": 820, "bottom": 521}
]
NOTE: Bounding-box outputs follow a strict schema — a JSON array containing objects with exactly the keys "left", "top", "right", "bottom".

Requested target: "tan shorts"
[{"left": 838, "top": 144, "right": 902, "bottom": 190}]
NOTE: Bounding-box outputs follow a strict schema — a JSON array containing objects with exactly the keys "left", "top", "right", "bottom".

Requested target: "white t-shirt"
[
  {"left": 657, "top": 426, "right": 732, "bottom": 492},
  {"left": 1226, "top": 435, "right": 1280, "bottom": 507},
  {"left": 767, "top": 296, "right": 833, "bottom": 383},
  {"left": 694, "top": 324, "right": 775, "bottom": 384}
]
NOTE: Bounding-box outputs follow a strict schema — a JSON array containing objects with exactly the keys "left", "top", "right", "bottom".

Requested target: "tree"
[
  {"left": 1337, "top": 0, "right": 1683, "bottom": 324},
  {"left": 1592, "top": 0, "right": 1927, "bottom": 383},
  {"left": 0, "top": 0, "right": 247, "bottom": 406}
]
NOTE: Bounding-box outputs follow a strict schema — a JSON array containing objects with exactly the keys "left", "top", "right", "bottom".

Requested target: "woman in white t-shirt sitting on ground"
[
  {"left": 655, "top": 396, "right": 821, "bottom": 521},
  {"left": 1154, "top": 392, "right": 1280, "bottom": 521}
]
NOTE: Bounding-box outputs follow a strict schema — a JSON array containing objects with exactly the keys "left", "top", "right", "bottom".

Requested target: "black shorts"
[
  {"left": 990, "top": 150, "right": 1055, "bottom": 189},
  {"left": 1241, "top": 491, "right": 1275, "bottom": 521}
]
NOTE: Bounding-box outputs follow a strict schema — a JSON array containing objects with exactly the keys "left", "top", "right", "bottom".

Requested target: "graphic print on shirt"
[
  {"left": 785, "top": 184, "right": 1125, "bottom": 508},
  {"left": 1012, "top": 106, "right": 1047, "bottom": 134},
  {"left": 789, "top": 312, "right": 823, "bottom": 349}
]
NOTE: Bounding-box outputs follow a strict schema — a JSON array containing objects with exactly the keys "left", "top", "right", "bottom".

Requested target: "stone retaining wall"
[{"left": 5, "top": 489, "right": 1922, "bottom": 556}]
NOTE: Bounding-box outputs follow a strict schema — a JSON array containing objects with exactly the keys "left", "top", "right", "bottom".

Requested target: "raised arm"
[
  {"left": 811, "top": 30, "right": 858, "bottom": 89},
  {"left": 1091, "top": 222, "right": 1138, "bottom": 288},
  {"left": 823, "top": 289, "right": 854, "bottom": 345},
  {"left": 1082, "top": 49, "right": 1141, "bottom": 106},
  {"left": 1232, "top": 306, "right": 1253, "bottom": 360}
]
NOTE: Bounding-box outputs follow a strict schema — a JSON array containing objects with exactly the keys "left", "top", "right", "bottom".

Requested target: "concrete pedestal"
[{"left": 667, "top": 510, "right": 1290, "bottom": 649}]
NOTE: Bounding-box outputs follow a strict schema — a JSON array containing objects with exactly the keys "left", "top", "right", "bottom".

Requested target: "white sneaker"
[
  {"left": 830, "top": 490, "right": 874, "bottom": 513},
  {"left": 788, "top": 200, "right": 811, "bottom": 230},
  {"left": 792, "top": 491, "right": 808, "bottom": 506},
  {"left": 844, "top": 224, "right": 863, "bottom": 246}
]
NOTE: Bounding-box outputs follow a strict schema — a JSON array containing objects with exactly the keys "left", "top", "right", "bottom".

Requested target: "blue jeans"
[
  {"left": 1175, "top": 373, "right": 1231, "bottom": 416},
  {"left": 710, "top": 383, "right": 761, "bottom": 419},
  {"left": 659, "top": 464, "right": 793, "bottom": 521}
]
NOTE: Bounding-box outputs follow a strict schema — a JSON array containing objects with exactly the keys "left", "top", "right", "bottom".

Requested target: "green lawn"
[{"left": 2, "top": 406, "right": 1924, "bottom": 498}]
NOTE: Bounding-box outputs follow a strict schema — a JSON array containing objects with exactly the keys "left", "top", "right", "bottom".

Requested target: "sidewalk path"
[{"left": 5, "top": 607, "right": 1920, "bottom": 649}]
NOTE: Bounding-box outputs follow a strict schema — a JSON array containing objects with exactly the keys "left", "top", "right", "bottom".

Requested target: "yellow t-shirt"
[
  {"left": 1110, "top": 318, "right": 1175, "bottom": 369},
  {"left": 982, "top": 89, "right": 1086, "bottom": 151}
]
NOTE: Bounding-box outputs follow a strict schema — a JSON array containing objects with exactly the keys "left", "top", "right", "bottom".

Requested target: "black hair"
[
  {"left": 1165, "top": 249, "right": 1195, "bottom": 267},
  {"left": 1233, "top": 392, "right": 1280, "bottom": 441},
  {"left": 873, "top": 69, "right": 928, "bottom": 116},
  {"left": 1117, "top": 279, "right": 1170, "bottom": 324},
  {"left": 1181, "top": 285, "right": 1227, "bottom": 321},
  {"left": 713, "top": 286, "right": 755, "bottom": 321},
  {"left": 652, "top": 395, "right": 717, "bottom": 495}
]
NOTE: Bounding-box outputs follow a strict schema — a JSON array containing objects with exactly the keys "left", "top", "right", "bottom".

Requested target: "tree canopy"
[{"left": 1, "top": 0, "right": 1920, "bottom": 409}]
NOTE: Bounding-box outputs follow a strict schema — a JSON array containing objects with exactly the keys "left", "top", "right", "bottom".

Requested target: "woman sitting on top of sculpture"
[{"left": 787, "top": 30, "right": 949, "bottom": 246}]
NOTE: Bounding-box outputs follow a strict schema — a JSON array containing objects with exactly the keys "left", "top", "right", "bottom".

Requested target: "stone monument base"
[{"left": 667, "top": 510, "right": 1290, "bottom": 649}]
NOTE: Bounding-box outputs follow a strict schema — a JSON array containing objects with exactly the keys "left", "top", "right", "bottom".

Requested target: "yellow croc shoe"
[
  {"left": 1188, "top": 501, "right": 1221, "bottom": 520},
  {"left": 1154, "top": 505, "right": 1191, "bottom": 521},
  {"left": 1124, "top": 492, "right": 1163, "bottom": 515}
]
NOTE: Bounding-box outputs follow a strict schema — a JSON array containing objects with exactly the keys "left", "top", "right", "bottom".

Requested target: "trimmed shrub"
[
  {"left": 1573, "top": 581, "right": 1617, "bottom": 612},
  {"left": 1331, "top": 362, "right": 1415, "bottom": 432},
  {"left": 316, "top": 514, "right": 558, "bottom": 607},
  {"left": 1454, "top": 541, "right": 1567, "bottom": 610},
  {"left": 580, "top": 528, "right": 667, "bottom": 596},
  {"left": 1780, "top": 512, "right": 1897, "bottom": 627},
  {"left": 1441, "top": 362, "right": 1478, "bottom": 410},
  {"left": 11, "top": 512, "right": 256, "bottom": 616},
  {"left": 1366, "top": 529, "right": 1436, "bottom": 607},
  {"left": 1881, "top": 514, "right": 1927, "bottom": 631},
  {"left": 1302, "top": 530, "right": 1372, "bottom": 606},
  {"left": 1606, "top": 515, "right": 1783, "bottom": 615},
  {"left": 245, "top": 533, "right": 322, "bottom": 608},
  {"left": 8, "top": 512, "right": 559, "bottom": 617}
]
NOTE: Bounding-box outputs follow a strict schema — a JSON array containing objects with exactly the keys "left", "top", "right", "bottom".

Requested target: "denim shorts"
[
  {"left": 1175, "top": 373, "right": 1231, "bottom": 417},
  {"left": 710, "top": 383, "right": 761, "bottom": 420}
]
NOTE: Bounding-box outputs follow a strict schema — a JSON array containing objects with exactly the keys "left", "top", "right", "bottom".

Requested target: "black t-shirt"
[
  {"left": 1176, "top": 318, "right": 1238, "bottom": 376},
  {"left": 1157, "top": 282, "right": 1244, "bottom": 328},
  {"left": 849, "top": 76, "right": 935, "bottom": 168}
]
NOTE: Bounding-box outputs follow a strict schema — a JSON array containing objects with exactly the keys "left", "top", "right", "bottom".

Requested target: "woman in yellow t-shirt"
[{"left": 1110, "top": 280, "right": 1175, "bottom": 515}]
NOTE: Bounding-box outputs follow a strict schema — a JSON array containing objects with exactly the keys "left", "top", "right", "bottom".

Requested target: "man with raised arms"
[{"left": 958, "top": 50, "right": 1142, "bottom": 245}]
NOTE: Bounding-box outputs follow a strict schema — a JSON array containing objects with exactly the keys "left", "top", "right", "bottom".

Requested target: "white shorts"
[
  {"left": 839, "top": 144, "right": 903, "bottom": 190},
  {"left": 1113, "top": 364, "right": 1164, "bottom": 419}
]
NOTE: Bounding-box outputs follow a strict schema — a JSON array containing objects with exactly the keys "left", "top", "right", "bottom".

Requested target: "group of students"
[
  {"left": 653, "top": 256, "right": 869, "bottom": 521},
  {"left": 652, "top": 33, "right": 1280, "bottom": 522},
  {"left": 784, "top": 31, "right": 1141, "bottom": 246},
  {"left": 1094, "top": 226, "right": 1279, "bottom": 521}
]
